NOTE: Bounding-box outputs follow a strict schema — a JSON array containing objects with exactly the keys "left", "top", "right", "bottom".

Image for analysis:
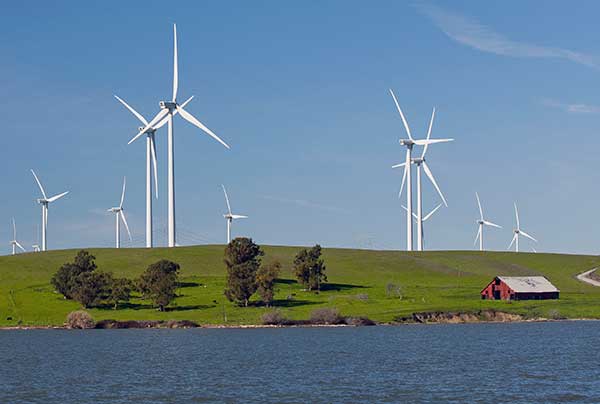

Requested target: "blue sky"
[{"left": 1, "top": 1, "right": 600, "bottom": 254}]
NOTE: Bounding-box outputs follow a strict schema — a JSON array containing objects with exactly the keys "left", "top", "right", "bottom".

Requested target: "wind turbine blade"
[
  {"left": 422, "top": 162, "right": 447, "bottom": 207},
  {"left": 120, "top": 211, "right": 132, "bottom": 242},
  {"left": 392, "top": 162, "right": 406, "bottom": 169},
  {"left": 222, "top": 185, "right": 232, "bottom": 214},
  {"left": 15, "top": 241, "right": 25, "bottom": 252},
  {"left": 422, "top": 107, "right": 435, "bottom": 158},
  {"left": 114, "top": 95, "right": 148, "bottom": 125},
  {"left": 12, "top": 218, "right": 16, "bottom": 240},
  {"left": 172, "top": 23, "right": 178, "bottom": 102},
  {"left": 520, "top": 230, "right": 537, "bottom": 243},
  {"left": 401, "top": 205, "right": 418, "bottom": 223},
  {"left": 473, "top": 226, "right": 481, "bottom": 246},
  {"left": 413, "top": 138, "right": 454, "bottom": 146},
  {"left": 483, "top": 220, "right": 502, "bottom": 229},
  {"left": 231, "top": 214, "right": 248, "bottom": 219},
  {"left": 514, "top": 203, "right": 520, "bottom": 229},
  {"left": 508, "top": 233, "right": 517, "bottom": 250},
  {"left": 47, "top": 191, "right": 69, "bottom": 203},
  {"left": 151, "top": 136, "right": 158, "bottom": 199},
  {"left": 155, "top": 96, "right": 194, "bottom": 129},
  {"left": 423, "top": 203, "right": 443, "bottom": 221},
  {"left": 398, "top": 163, "right": 408, "bottom": 198},
  {"left": 119, "top": 177, "right": 126, "bottom": 208},
  {"left": 388, "top": 89, "right": 413, "bottom": 140},
  {"left": 475, "top": 192, "right": 483, "bottom": 220},
  {"left": 30, "top": 170, "right": 47, "bottom": 199},
  {"left": 128, "top": 109, "right": 169, "bottom": 145},
  {"left": 176, "top": 106, "right": 230, "bottom": 149}
]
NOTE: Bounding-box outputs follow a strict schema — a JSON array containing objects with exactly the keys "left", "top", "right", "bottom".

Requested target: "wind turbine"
[
  {"left": 473, "top": 192, "right": 502, "bottom": 251},
  {"left": 389, "top": 92, "right": 453, "bottom": 251},
  {"left": 127, "top": 24, "right": 230, "bottom": 248},
  {"left": 508, "top": 203, "right": 537, "bottom": 252},
  {"left": 402, "top": 204, "right": 442, "bottom": 251},
  {"left": 31, "top": 169, "right": 68, "bottom": 252},
  {"left": 108, "top": 177, "right": 132, "bottom": 248},
  {"left": 9, "top": 218, "right": 26, "bottom": 255},
  {"left": 222, "top": 185, "right": 247, "bottom": 244},
  {"left": 114, "top": 95, "right": 193, "bottom": 248}
]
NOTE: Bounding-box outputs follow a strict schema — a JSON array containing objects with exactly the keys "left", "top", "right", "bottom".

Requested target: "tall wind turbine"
[
  {"left": 402, "top": 204, "right": 442, "bottom": 251},
  {"left": 222, "top": 185, "right": 247, "bottom": 244},
  {"left": 389, "top": 90, "right": 453, "bottom": 251},
  {"left": 508, "top": 203, "right": 537, "bottom": 252},
  {"left": 128, "top": 24, "right": 231, "bottom": 248},
  {"left": 114, "top": 95, "right": 193, "bottom": 248},
  {"left": 108, "top": 177, "right": 132, "bottom": 248},
  {"left": 9, "top": 218, "right": 26, "bottom": 255},
  {"left": 474, "top": 192, "right": 502, "bottom": 251},
  {"left": 31, "top": 169, "right": 68, "bottom": 252}
]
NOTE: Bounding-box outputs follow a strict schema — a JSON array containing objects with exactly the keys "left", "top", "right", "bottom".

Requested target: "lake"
[{"left": 1, "top": 321, "right": 598, "bottom": 403}]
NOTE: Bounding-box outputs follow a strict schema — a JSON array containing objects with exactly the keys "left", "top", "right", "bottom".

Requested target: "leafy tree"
[
  {"left": 106, "top": 275, "right": 133, "bottom": 310},
  {"left": 256, "top": 261, "right": 281, "bottom": 306},
  {"left": 293, "top": 245, "right": 327, "bottom": 291},
  {"left": 71, "top": 271, "right": 111, "bottom": 309},
  {"left": 224, "top": 237, "right": 264, "bottom": 307},
  {"left": 51, "top": 250, "right": 98, "bottom": 299},
  {"left": 138, "top": 260, "right": 180, "bottom": 311}
]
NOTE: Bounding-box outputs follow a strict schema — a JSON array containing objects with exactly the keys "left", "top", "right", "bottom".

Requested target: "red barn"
[{"left": 481, "top": 276, "right": 559, "bottom": 301}]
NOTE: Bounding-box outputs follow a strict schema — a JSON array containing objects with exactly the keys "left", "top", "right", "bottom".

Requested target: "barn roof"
[{"left": 498, "top": 276, "right": 559, "bottom": 293}]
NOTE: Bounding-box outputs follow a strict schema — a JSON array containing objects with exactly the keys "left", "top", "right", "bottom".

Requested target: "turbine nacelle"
[
  {"left": 138, "top": 125, "right": 157, "bottom": 134},
  {"left": 412, "top": 157, "right": 425, "bottom": 165},
  {"left": 160, "top": 100, "right": 177, "bottom": 111},
  {"left": 399, "top": 139, "right": 414, "bottom": 147}
]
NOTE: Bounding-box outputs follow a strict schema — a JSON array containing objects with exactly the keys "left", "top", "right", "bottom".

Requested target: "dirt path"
[{"left": 577, "top": 268, "right": 600, "bottom": 287}]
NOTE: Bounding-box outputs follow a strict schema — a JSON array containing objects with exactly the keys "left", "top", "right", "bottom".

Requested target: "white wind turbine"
[
  {"left": 389, "top": 91, "right": 453, "bottom": 251},
  {"left": 31, "top": 169, "right": 68, "bottom": 252},
  {"left": 222, "top": 185, "right": 247, "bottom": 244},
  {"left": 114, "top": 95, "right": 193, "bottom": 248},
  {"left": 508, "top": 203, "right": 537, "bottom": 252},
  {"left": 402, "top": 203, "right": 442, "bottom": 251},
  {"left": 9, "top": 218, "right": 26, "bottom": 255},
  {"left": 127, "top": 24, "right": 230, "bottom": 248},
  {"left": 108, "top": 177, "right": 132, "bottom": 248},
  {"left": 474, "top": 192, "right": 502, "bottom": 251}
]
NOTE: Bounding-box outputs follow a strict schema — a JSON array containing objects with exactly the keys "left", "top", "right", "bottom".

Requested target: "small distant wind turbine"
[
  {"left": 9, "top": 218, "right": 26, "bottom": 255},
  {"left": 389, "top": 89, "right": 452, "bottom": 251},
  {"left": 402, "top": 204, "right": 442, "bottom": 251},
  {"left": 127, "top": 24, "right": 230, "bottom": 248},
  {"left": 222, "top": 185, "right": 247, "bottom": 244},
  {"left": 473, "top": 192, "right": 502, "bottom": 251},
  {"left": 508, "top": 203, "right": 537, "bottom": 252},
  {"left": 31, "top": 169, "right": 69, "bottom": 252},
  {"left": 108, "top": 177, "right": 132, "bottom": 248}
]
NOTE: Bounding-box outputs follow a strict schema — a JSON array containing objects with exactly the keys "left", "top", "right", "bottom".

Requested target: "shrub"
[
  {"left": 66, "top": 310, "right": 95, "bottom": 329},
  {"left": 345, "top": 316, "right": 376, "bottom": 326},
  {"left": 224, "top": 238, "right": 263, "bottom": 307},
  {"left": 256, "top": 261, "right": 281, "bottom": 307},
  {"left": 138, "top": 260, "right": 180, "bottom": 311},
  {"left": 106, "top": 276, "right": 133, "bottom": 310},
  {"left": 310, "top": 307, "right": 344, "bottom": 325},
  {"left": 261, "top": 309, "right": 288, "bottom": 325},
  {"left": 548, "top": 309, "right": 565, "bottom": 320},
  {"left": 51, "top": 250, "right": 98, "bottom": 299},
  {"left": 71, "top": 271, "right": 111, "bottom": 308},
  {"left": 355, "top": 293, "right": 369, "bottom": 302},
  {"left": 385, "top": 282, "right": 402, "bottom": 299},
  {"left": 293, "top": 245, "right": 327, "bottom": 291}
]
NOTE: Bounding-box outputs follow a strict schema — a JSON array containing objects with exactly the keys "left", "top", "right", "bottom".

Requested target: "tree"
[
  {"left": 106, "top": 275, "right": 133, "bottom": 310},
  {"left": 51, "top": 250, "right": 98, "bottom": 299},
  {"left": 138, "top": 260, "right": 180, "bottom": 311},
  {"left": 71, "top": 271, "right": 111, "bottom": 309},
  {"left": 256, "top": 261, "right": 281, "bottom": 306},
  {"left": 224, "top": 237, "right": 264, "bottom": 307},
  {"left": 293, "top": 245, "right": 327, "bottom": 291}
]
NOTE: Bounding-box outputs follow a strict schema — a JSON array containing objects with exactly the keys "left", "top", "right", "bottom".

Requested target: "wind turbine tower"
[{"left": 222, "top": 185, "right": 248, "bottom": 244}]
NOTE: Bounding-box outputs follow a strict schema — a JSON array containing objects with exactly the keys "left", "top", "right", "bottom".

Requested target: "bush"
[
  {"left": 66, "top": 310, "right": 95, "bottom": 329},
  {"left": 310, "top": 307, "right": 344, "bottom": 325},
  {"left": 256, "top": 261, "right": 281, "bottom": 307},
  {"left": 345, "top": 316, "right": 376, "bottom": 326},
  {"left": 71, "top": 271, "right": 111, "bottom": 308},
  {"left": 385, "top": 282, "right": 402, "bottom": 299},
  {"left": 261, "top": 309, "right": 288, "bottom": 325},
  {"left": 355, "top": 293, "right": 369, "bottom": 302}
]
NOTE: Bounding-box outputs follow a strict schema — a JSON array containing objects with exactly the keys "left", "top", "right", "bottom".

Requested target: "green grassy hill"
[{"left": 1, "top": 246, "right": 600, "bottom": 327}]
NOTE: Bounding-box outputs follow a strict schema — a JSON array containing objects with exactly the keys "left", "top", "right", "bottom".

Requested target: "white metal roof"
[{"left": 498, "top": 276, "right": 559, "bottom": 293}]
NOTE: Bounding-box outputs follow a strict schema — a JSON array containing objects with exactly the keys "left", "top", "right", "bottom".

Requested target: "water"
[{"left": 1, "top": 322, "right": 599, "bottom": 403}]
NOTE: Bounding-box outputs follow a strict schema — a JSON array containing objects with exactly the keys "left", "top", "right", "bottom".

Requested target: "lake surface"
[{"left": 1, "top": 321, "right": 599, "bottom": 403}]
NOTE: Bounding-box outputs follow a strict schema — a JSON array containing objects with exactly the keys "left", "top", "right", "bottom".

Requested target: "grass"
[{"left": 1, "top": 245, "right": 600, "bottom": 327}]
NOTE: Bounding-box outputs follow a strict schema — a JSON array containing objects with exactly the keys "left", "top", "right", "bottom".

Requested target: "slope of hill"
[{"left": 1, "top": 246, "right": 599, "bottom": 327}]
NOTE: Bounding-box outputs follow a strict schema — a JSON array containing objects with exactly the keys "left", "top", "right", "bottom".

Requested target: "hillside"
[{"left": 1, "top": 246, "right": 600, "bottom": 327}]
